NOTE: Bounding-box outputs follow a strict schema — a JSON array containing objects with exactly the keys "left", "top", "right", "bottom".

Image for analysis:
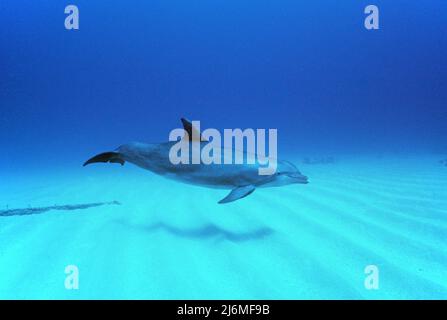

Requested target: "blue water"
[{"left": 1, "top": 1, "right": 446, "bottom": 299}]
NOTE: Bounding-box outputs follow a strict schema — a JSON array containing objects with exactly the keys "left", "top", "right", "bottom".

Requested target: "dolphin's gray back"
[{"left": 118, "top": 142, "right": 271, "bottom": 189}]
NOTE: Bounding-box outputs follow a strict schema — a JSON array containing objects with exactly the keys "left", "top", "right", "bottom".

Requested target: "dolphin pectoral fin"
[
  {"left": 83, "top": 152, "right": 125, "bottom": 166},
  {"left": 218, "top": 185, "right": 256, "bottom": 204}
]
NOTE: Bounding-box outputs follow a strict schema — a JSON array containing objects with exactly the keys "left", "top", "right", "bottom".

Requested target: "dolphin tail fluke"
[
  {"left": 218, "top": 185, "right": 256, "bottom": 204},
  {"left": 83, "top": 152, "right": 125, "bottom": 167}
]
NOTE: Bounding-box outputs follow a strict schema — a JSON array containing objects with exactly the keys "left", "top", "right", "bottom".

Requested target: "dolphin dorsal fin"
[{"left": 181, "top": 118, "right": 207, "bottom": 141}]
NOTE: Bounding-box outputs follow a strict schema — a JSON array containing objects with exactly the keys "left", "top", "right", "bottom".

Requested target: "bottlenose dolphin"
[{"left": 83, "top": 119, "right": 308, "bottom": 203}]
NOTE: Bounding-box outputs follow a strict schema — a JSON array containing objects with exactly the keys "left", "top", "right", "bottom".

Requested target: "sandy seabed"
[{"left": 0, "top": 155, "right": 446, "bottom": 299}]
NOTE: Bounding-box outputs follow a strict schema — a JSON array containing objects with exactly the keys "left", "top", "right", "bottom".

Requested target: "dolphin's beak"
[{"left": 288, "top": 173, "right": 309, "bottom": 184}]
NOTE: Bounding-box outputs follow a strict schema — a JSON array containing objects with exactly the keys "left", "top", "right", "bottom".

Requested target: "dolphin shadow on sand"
[{"left": 117, "top": 220, "right": 274, "bottom": 243}]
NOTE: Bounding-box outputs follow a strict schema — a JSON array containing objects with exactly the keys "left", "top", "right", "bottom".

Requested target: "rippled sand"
[{"left": 1, "top": 155, "right": 446, "bottom": 299}]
